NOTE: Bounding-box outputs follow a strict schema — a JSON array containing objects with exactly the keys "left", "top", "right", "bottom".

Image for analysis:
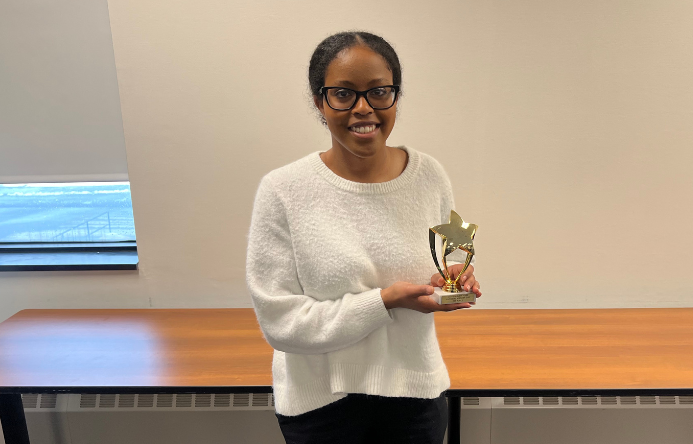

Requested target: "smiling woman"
[
  {"left": 246, "top": 31, "right": 480, "bottom": 444},
  {"left": 310, "top": 37, "right": 405, "bottom": 181}
]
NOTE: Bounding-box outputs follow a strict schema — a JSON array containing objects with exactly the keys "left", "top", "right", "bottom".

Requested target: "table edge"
[{"left": 2, "top": 386, "right": 693, "bottom": 397}]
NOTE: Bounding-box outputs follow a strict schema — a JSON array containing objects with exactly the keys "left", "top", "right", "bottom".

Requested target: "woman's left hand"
[{"left": 430, "top": 264, "right": 482, "bottom": 298}]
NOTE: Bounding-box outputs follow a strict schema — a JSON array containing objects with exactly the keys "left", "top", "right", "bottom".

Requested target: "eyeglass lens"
[{"left": 326, "top": 87, "right": 396, "bottom": 110}]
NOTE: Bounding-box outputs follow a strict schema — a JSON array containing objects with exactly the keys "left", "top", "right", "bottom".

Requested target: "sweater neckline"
[{"left": 309, "top": 146, "right": 420, "bottom": 194}]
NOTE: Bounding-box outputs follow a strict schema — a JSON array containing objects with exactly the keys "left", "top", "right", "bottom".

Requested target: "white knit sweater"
[{"left": 246, "top": 146, "right": 468, "bottom": 416}]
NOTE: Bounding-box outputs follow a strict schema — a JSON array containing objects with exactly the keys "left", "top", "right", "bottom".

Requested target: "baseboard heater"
[{"left": 13, "top": 394, "right": 693, "bottom": 444}]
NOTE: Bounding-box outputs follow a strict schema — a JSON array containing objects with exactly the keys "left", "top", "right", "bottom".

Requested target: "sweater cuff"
[{"left": 353, "top": 288, "right": 394, "bottom": 326}]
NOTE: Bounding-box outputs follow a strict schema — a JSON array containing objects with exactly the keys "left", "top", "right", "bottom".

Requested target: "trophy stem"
[
  {"left": 440, "top": 239, "right": 451, "bottom": 282},
  {"left": 442, "top": 281, "right": 460, "bottom": 293}
]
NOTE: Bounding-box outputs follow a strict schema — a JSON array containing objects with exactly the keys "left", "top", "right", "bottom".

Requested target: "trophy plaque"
[{"left": 429, "top": 210, "right": 478, "bottom": 304}]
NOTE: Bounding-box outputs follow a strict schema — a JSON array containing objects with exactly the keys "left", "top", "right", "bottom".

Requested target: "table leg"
[
  {"left": 447, "top": 394, "right": 460, "bottom": 444},
  {"left": 0, "top": 394, "right": 31, "bottom": 444}
]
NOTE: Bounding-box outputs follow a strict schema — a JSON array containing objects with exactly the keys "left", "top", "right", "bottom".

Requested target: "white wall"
[{"left": 1, "top": 0, "right": 692, "bottom": 321}]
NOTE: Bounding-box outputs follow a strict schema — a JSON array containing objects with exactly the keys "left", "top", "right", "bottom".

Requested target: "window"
[
  {"left": 2, "top": 1, "right": 135, "bottom": 270},
  {"left": 0, "top": 182, "right": 138, "bottom": 271},
  {"left": 0, "top": 182, "right": 135, "bottom": 243}
]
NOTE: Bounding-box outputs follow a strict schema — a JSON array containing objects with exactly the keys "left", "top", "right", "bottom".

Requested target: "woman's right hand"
[{"left": 381, "top": 282, "right": 473, "bottom": 313}]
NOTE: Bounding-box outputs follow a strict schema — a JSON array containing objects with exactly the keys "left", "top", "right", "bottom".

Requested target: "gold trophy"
[{"left": 429, "top": 210, "right": 478, "bottom": 304}]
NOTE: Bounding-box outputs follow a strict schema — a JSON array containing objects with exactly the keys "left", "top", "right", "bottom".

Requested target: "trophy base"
[{"left": 432, "top": 288, "right": 477, "bottom": 305}]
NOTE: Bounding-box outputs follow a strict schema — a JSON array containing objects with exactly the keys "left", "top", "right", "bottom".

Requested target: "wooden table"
[{"left": 1, "top": 308, "right": 693, "bottom": 444}]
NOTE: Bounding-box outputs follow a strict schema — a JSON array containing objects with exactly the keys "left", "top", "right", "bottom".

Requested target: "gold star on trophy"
[{"left": 429, "top": 210, "right": 478, "bottom": 304}]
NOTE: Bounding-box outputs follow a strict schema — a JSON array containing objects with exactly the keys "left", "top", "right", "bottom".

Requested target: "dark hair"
[{"left": 308, "top": 32, "right": 402, "bottom": 118}]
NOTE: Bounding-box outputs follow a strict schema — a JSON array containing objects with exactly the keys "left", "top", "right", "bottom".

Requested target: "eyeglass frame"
[{"left": 318, "top": 85, "right": 400, "bottom": 111}]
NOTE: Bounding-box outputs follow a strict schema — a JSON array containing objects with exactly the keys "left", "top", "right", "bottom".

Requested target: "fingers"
[
  {"left": 408, "top": 284, "right": 435, "bottom": 297},
  {"left": 430, "top": 273, "right": 445, "bottom": 287},
  {"left": 472, "top": 281, "right": 481, "bottom": 297},
  {"left": 453, "top": 264, "right": 473, "bottom": 279},
  {"left": 433, "top": 264, "right": 476, "bottom": 288},
  {"left": 450, "top": 265, "right": 473, "bottom": 288},
  {"left": 450, "top": 265, "right": 481, "bottom": 297},
  {"left": 460, "top": 275, "right": 474, "bottom": 292}
]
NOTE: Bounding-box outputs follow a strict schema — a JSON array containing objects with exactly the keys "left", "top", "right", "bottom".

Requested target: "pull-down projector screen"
[{"left": 0, "top": 0, "right": 128, "bottom": 184}]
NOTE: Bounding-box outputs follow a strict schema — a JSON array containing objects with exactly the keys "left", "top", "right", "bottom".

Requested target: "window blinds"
[{"left": 0, "top": 0, "right": 129, "bottom": 184}]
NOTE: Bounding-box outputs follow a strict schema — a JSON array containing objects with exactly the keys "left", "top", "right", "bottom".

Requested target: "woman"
[{"left": 246, "top": 31, "right": 481, "bottom": 444}]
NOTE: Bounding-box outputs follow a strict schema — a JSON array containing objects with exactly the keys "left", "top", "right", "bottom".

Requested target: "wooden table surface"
[{"left": 1, "top": 308, "right": 693, "bottom": 393}]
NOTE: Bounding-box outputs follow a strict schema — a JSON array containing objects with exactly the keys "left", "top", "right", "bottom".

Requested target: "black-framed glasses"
[{"left": 319, "top": 85, "right": 399, "bottom": 111}]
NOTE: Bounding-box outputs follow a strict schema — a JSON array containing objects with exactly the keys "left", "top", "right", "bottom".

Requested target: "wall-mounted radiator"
[{"left": 5, "top": 394, "right": 693, "bottom": 444}]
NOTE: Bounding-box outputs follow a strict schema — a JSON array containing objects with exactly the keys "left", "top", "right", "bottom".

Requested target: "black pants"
[{"left": 275, "top": 392, "right": 448, "bottom": 444}]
